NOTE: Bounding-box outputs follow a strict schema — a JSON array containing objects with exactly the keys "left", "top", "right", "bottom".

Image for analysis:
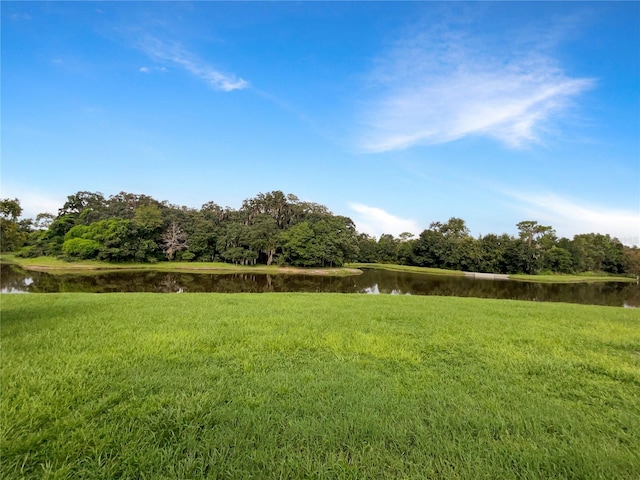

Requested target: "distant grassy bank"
[
  {"left": 346, "top": 262, "right": 465, "bottom": 276},
  {"left": 349, "top": 262, "right": 635, "bottom": 283},
  {"left": 0, "top": 254, "right": 361, "bottom": 277},
  {"left": 509, "top": 272, "right": 636, "bottom": 283},
  {"left": 2, "top": 293, "right": 639, "bottom": 479}
]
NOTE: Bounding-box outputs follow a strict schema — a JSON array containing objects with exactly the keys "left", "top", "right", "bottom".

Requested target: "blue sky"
[{"left": 2, "top": 2, "right": 639, "bottom": 245}]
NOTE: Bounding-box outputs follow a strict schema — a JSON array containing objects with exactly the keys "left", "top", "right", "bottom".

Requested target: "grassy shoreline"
[
  {"left": 349, "top": 262, "right": 635, "bottom": 283},
  {"left": 2, "top": 255, "right": 634, "bottom": 283},
  {"left": 509, "top": 273, "right": 636, "bottom": 283},
  {"left": 346, "top": 262, "right": 465, "bottom": 276},
  {"left": 0, "top": 254, "right": 362, "bottom": 277},
  {"left": 2, "top": 293, "right": 639, "bottom": 479}
]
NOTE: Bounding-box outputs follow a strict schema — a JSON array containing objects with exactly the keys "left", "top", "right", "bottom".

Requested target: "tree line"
[
  {"left": 357, "top": 218, "right": 636, "bottom": 276},
  {"left": 1, "top": 191, "right": 638, "bottom": 276},
  {"left": 1, "top": 191, "right": 357, "bottom": 267}
]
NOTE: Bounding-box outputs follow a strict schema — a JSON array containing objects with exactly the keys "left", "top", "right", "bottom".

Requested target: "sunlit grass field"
[{"left": 2, "top": 293, "right": 639, "bottom": 479}]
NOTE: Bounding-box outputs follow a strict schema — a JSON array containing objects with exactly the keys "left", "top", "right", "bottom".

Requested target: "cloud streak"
[
  {"left": 358, "top": 20, "right": 595, "bottom": 152},
  {"left": 504, "top": 190, "right": 640, "bottom": 246},
  {"left": 0, "top": 183, "right": 64, "bottom": 219},
  {"left": 137, "top": 36, "right": 248, "bottom": 92},
  {"left": 349, "top": 203, "right": 420, "bottom": 239}
]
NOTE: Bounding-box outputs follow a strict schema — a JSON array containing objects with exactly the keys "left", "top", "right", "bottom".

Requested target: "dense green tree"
[
  {"left": 413, "top": 218, "right": 474, "bottom": 270},
  {"left": 457, "top": 236, "right": 480, "bottom": 272},
  {"left": 249, "top": 214, "right": 279, "bottom": 265},
  {"left": 0, "top": 198, "right": 27, "bottom": 252},
  {"left": 59, "top": 191, "right": 108, "bottom": 224},
  {"left": 106, "top": 192, "right": 162, "bottom": 219},
  {"left": 355, "top": 233, "right": 379, "bottom": 263},
  {"left": 544, "top": 247, "right": 573, "bottom": 273},
  {"left": 436, "top": 217, "right": 470, "bottom": 240},
  {"left": 280, "top": 222, "right": 318, "bottom": 267},
  {"left": 569, "top": 233, "right": 626, "bottom": 273},
  {"left": 476, "top": 234, "right": 510, "bottom": 273},
  {"left": 1, "top": 198, "right": 22, "bottom": 220},
  {"left": 217, "top": 222, "right": 257, "bottom": 265},
  {"left": 185, "top": 205, "right": 224, "bottom": 261},
  {"left": 623, "top": 247, "right": 640, "bottom": 282},
  {"left": 413, "top": 229, "right": 448, "bottom": 268},
  {"left": 314, "top": 215, "right": 359, "bottom": 267},
  {"left": 278, "top": 215, "right": 357, "bottom": 267},
  {"left": 377, "top": 234, "right": 398, "bottom": 263},
  {"left": 397, "top": 233, "right": 416, "bottom": 266},
  {"left": 133, "top": 204, "right": 163, "bottom": 234},
  {"left": 504, "top": 239, "right": 540, "bottom": 274},
  {"left": 242, "top": 191, "right": 292, "bottom": 229}
]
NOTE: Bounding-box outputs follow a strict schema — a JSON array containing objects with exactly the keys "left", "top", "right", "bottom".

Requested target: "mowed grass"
[{"left": 1, "top": 294, "right": 639, "bottom": 479}]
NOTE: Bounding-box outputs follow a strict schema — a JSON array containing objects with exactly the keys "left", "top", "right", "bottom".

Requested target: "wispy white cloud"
[
  {"left": 10, "top": 12, "right": 32, "bottom": 22},
  {"left": 0, "top": 184, "right": 64, "bottom": 219},
  {"left": 358, "top": 20, "right": 595, "bottom": 152},
  {"left": 139, "top": 66, "right": 151, "bottom": 73},
  {"left": 349, "top": 203, "right": 420, "bottom": 239},
  {"left": 137, "top": 36, "right": 248, "bottom": 92},
  {"left": 504, "top": 190, "right": 640, "bottom": 246}
]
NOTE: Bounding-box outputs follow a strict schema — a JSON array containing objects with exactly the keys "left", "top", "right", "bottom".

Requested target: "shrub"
[
  {"left": 62, "top": 238, "right": 101, "bottom": 259},
  {"left": 180, "top": 251, "right": 196, "bottom": 261},
  {"left": 16, "top": 245, "right": 36, "bottom": 258}
]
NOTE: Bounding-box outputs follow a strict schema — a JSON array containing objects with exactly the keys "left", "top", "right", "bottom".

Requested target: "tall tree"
[
  {"left": 280, "top": 221, "right": 318, "bottom": 267},
  {"left": 34, "top": 213, "right": 55, "bottom": 230},
  {"left": 513, "top": 221, "right": 555, "bottom": 274},
  {"left": 397, "top": 232, "right": 416, "bottom": 266},
  {"left": 133, "top": 204, "right": 163, "bottom": 234},
  {"left": 377, "top": 234, "right": 398, "bottom": 263},
  {"left": 217, "top": 221, "right": 257, "bottom": 265},
  {"left": 59, "top": 191, "right": 107, "bottom": 224},
  {"left": 623, "top": 247, "right": 640, "bottom": 282},
  {"left": 412, "top": 229, "right": 447, "bottom": 269},
  {"left": 1, "top": 198, "right": 22, "bottom": 220},
  {"left": 516, "top": 221, "right": 553, "bottom": 248},
  {"left": 355, "top": 233, "right": 379, "bottom": 263},
  {"left": 249, "top": 214, "right": 279, "bottom": 265},
  {"left": 477, "top": 233, "right": 510, "bottom": 273},
  {"left": 417, "top": 218, "right": 474, "bottom": 270},
  {"left": 0, "top": 198, "right": 26, "bottom": 252}
]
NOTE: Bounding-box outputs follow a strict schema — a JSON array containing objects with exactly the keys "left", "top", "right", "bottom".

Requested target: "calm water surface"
[{"left": 1, "top": 264, "right": 638, "bottom": 307}]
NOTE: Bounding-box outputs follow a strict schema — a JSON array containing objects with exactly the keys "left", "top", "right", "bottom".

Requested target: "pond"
[{"left": 1, "top": 263, "right": 638, "bottom": 307}]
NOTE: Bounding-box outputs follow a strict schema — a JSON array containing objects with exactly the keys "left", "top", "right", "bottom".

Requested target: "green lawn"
[{"left": 2, "top": 293, "right": 639, "bottom": 479}]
